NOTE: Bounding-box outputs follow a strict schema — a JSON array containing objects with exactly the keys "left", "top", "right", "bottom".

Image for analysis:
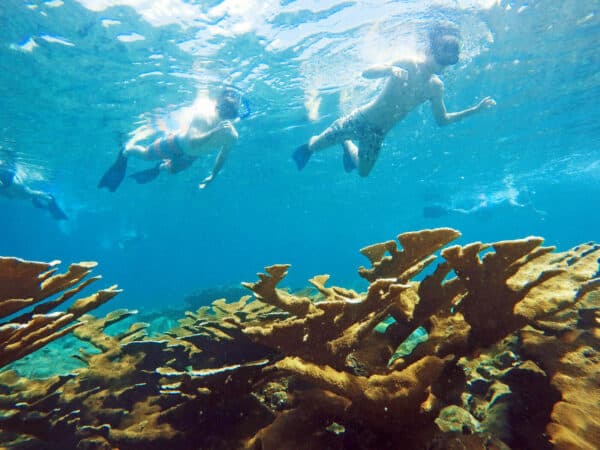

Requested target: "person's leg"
[
  {"left": 293, "top": 115, "right": 354, "bottom": 170},
  {"left": 127, "top": 136, "right": 177, "bottom": 184},
  {"left": 124, "top": 135, "right": 172, "bottom": 161},
  {"left": 123, "top": 144, "right": 151, "bottom": 160},
  {"left": 129, "top": 153, "right": 195, "bottom": 184},
  {"left": 307, "top": 117, "right": 350, "bottom": 152},
  {"left": 356, "top": 133, "right": 384, "bottom": 177},
  {"left": 342, "top": 140, "right": 359, "bottom": 172},
  {"left": 29, "top": 189, "right": 67, "bottom": 220},
  {"left": 100, "top": 135, "right": 179, "bottom": 191}
]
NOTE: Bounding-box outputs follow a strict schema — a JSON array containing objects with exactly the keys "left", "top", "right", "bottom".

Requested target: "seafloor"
[{"left": 1, "top": 228, "right": 598, "bottom": 449}]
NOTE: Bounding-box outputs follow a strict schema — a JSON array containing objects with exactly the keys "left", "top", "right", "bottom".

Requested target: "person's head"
[
  {"left": 216, "top": 87, "right": 241, "bottom": 120},
  {"left": 428, "top": 22, "right": 461, "bottom": 67},
  {"left": 422, "top": 204, "right": 449, "bottom": 218}
]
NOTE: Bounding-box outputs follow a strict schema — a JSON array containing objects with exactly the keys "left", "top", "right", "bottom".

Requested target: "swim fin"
[
  {"left": 129, "top": 163, "right": 161, "bottom": 184},
  {"left": 31, "top": 195, "right": 68, "bottom": 220},
  {"left": 47, "top": 195, "right": 68, "bottom": 220},
  {"left": 292, "top": 144, "right": 311, "bottom": 170},
  {"left": 98, "top": 150, "right": 128, "bottom": 192},
  {"left": 342, "top": 142, "right": 356, "bottom": 173}
]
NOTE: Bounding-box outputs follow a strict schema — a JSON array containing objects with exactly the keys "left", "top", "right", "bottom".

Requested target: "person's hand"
[
  {"left": 159, "top": 160, "right": 172, "bottom": 171},
  {"left": 391, "top": 66, "right": 408, "bottom": 80},
  {"left": 215, "top": 121, "right": 238, "bottom": 140},
  {"left": 199, "top": 174, "right": 214, "bottom": 190},
  {"left": 477, "top": 96, "right": 497, "bottom": 110},
  {"left": 210, "top": 120, "right": 231, "bottom": 137}
]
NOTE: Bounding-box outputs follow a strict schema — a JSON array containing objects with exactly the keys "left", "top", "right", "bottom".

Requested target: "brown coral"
[
  {"left": 520, "top": 290, "right": 599, "bottom": 450},
  {"left": 0, "top": 257, "right": 121, "bottom": 369},
  {"left": 1, "top": 229, "right": 598, "bottom": 450}
]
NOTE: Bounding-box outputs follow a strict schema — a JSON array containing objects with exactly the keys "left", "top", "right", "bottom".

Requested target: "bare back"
[
  {"left": 179, "top": 98, "right": 222, "bottom": 157},
  {"left": 359, "top": 59, "right": 439, "bottom": 133}
]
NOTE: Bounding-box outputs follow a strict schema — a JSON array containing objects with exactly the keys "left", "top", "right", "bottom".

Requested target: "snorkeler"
[
  {"left": 0, "top": 158, "right": 68, "bottom": 220},
  {"left": 98, "top": 88, "right": 244, "bottom": 192},
  {"left": 293, "top": 22, "right": 497, "bottom": 176},
  {"left": 423, "top": 178, "right": 546, "bottom": 219}
]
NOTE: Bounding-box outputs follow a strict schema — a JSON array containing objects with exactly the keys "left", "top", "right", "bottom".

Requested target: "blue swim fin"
[
  {"left": 98, "top": 151, "right": 127, "bottom": 192},
  {"left": 292, "top": 144, "right": 311, "bottom": 170},
  {"left": 129, "top": 163, "right": 161, "bottom": 184}
]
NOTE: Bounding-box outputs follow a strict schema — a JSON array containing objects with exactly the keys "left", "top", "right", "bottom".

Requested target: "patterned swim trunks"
[{"left": 329, "top": 110, "right": 385, "bottom": 162}]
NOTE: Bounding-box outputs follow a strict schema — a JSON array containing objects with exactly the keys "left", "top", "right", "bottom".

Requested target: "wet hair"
[
  {"left": 216, "top": 87, "right": 241, "bottom": 120},
  {"left": 428, "top": 22, "right": 461, "bottom": 66}
]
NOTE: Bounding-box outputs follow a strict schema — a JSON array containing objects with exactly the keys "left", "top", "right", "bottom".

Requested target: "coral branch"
[
  {"left": 0, "top": 257, "right": 121, "bottom": 369},
  {"left": 242, "top": 264, "right": 317, "bottom": 316},
  {"left": 359, "top": 228, "right": 461, "bottom": 282}
]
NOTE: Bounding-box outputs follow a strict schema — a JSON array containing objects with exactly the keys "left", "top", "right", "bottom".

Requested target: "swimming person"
[
  {"left": 293, "top": 22, "right": 497, "bottom": 176},
  {"left": 0, "top": 159, "right": 67, "bottom": 220},
  {"left": 423, "top": 194, "right": 495, "bottom": 219},
  {"left": 423, "top": 178, "right": 546, "bottom": 219},
  {"left": 98, "top": 88, "right": 242, "bottom": 192}
]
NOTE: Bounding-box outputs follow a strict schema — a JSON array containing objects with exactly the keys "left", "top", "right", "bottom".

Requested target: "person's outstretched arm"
[
  {"left": 430, "top": 77, "right": 496, "bottom": 126},
  {"left": 362, "top": 62, "right": 408, "bottom": 80},
  {"left": 198, "top": 122, "right": 238, "bottom": 189},
  {"left": 198, "top": 145, "right": 231, "bottom": 189},
  {"left": 190, "top": 120, "right": 237, "bottom": 148}
]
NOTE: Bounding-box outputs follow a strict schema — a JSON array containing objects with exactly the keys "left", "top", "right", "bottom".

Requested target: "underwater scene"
[{"left": 1, "top": 0, "right": 599, "bottom": 448}]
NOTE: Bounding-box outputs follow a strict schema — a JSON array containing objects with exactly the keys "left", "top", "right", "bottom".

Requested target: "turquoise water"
[{"left": 0, "top": 0, "right": 598, "bottom": 311}]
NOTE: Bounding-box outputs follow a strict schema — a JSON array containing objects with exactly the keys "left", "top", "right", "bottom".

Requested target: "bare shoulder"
[
  {"left": 391, "top": 56, "right": 412, "bottom": 66},
  {"left": 391, "top": 57, "right": 418, "bottom": 71}
]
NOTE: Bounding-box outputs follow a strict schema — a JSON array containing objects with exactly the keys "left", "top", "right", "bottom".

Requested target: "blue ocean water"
[{"left": 0, "top": 0, "right": 598, "bottom": 312}]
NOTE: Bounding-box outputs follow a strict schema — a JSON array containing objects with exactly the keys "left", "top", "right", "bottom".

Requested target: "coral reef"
[
  {"left": 183, "top": 285, "right": 249, "bottom": 310},
  {"left": 0, "top": 257, "right": 121, "bottom": 369},
  {"left": 0, "top": 228, "right": 598, "bottom": 449}
]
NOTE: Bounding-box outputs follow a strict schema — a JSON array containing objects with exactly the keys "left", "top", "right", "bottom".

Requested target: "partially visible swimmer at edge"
[{"left": 0, "top": 157, "right": 67, "bottom": 220}]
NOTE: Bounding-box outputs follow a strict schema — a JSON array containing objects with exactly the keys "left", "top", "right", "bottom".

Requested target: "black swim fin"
[
  {"left": 129, "top": 163, "right": 161, "bottom": 184},
  {"left": 98, "top": 151, "right": 128, "bottom": 192},
  {"left": 292, "top": 144, "right": 311, "bottom": 171},
  {"left": 31, "top": 195, "right": 68, "bottom": 220},
  {"left": 47, "top": 195, "right": 68, "bottom": 220}
]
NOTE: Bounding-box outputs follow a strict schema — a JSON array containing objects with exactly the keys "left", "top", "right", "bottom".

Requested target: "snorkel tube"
[{"left": 239, "top": 96, "right": 251, "bottom": 119}]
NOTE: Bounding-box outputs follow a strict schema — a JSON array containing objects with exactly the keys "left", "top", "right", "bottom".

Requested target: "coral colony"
[{"left": 0, "top": 228, "right": 598, "bottom": 449}]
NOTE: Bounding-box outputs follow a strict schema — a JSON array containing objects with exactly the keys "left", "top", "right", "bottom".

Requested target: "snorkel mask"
[
  {"left": 428, "top": 22, "right": 461, "bottom": 67},
  {"left": 216, "top": 87, "right": 252, "bottom": 120},
  {"left": 432, "top": 35, "right": 460, "bottom": 66}
]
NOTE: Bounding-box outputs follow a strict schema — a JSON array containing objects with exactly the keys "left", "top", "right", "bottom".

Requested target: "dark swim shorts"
[{"left": 147, "top": 134, "right": 186, "bottom": 160}]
